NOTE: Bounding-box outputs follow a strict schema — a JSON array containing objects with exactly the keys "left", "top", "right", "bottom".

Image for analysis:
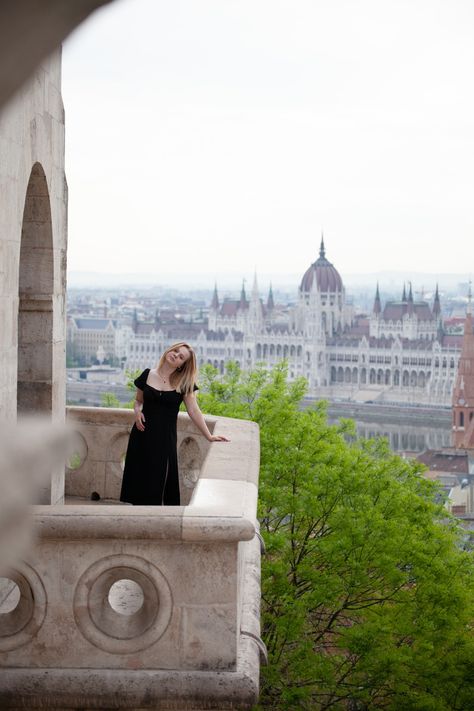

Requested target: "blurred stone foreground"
[
  {"left": 0, "top": 3, "right": 262, "bottom": 709},
  {"left": 0, "top": 419, "right": 72, "bottom": 569}
]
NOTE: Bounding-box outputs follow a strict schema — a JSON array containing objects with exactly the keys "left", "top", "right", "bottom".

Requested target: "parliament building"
[{"left": 124, "top": 239, "right": 461, "bottom": 406}]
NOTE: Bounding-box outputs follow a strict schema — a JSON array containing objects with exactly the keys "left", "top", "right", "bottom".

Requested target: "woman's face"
[{"left": 165, "top": 345, "right": 191, "bottom": 370}]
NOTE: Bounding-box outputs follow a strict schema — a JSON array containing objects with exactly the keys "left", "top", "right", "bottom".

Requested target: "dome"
[{"left": 300, "top": 238, "right": 343, "bottom": 293}]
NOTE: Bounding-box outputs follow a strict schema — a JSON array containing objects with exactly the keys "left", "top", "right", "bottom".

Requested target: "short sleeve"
[{"left": 133, "top": 369, "right": 149, "bottom": 390}]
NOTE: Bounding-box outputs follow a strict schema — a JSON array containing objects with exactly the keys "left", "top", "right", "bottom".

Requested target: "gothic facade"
[{"left": 124, "top": 239, "right": 461, "bottom": 406}]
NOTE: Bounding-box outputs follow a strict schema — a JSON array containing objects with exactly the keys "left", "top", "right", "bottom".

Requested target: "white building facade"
[{"left": 121, "top": 239, "right": 460, "bottom": 406}]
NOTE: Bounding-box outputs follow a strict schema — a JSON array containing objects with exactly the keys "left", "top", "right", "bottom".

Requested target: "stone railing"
[
  {"left": 64, "top": 406, "right": 216, "bottom": 505},
  {"left": 0, "top": 407, "right": 262, "bottom": 710}
]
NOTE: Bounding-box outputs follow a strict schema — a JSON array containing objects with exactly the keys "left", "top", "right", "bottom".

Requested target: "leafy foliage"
[
  {"left": 198, "top": 362, "right": 474, "bottom": 711},
  {"left": 101, "top": 368, "right": 141, "bottom": 409}
]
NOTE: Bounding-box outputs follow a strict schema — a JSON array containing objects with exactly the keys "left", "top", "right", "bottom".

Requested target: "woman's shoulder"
[{"left": 133, "top": 368, "right": 151, "bottom": 390}]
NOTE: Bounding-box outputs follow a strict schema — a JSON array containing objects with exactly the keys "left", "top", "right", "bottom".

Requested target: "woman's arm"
[
  {"left": 182, "top": 392, "right": 229, "bottom": 442},
  {"left": 133, "top": 389, "right": 145, "bottom": 431}
]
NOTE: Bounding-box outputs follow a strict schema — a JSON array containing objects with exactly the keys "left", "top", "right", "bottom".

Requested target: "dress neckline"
[
  {"left": 145, "top": 382, "right": 177, "bottom": 393},
  {"left": 144, "top": 370, "right": 176, "bottom": 393}
]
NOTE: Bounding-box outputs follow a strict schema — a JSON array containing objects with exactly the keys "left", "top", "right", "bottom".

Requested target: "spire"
[
  {"left": 251, "top": 271, "right": 259, "bottom": 299},
  {"left": 154, "top": 309, "right": 160, "bottom": 330},
  {"left": 407, "top": 282, "right": 414, "bottom": 314},
  {"left": 319, "top": 231, "right": 325, "bottom": 259},
  {"left": 211, "top": 283, "right": 219, "bottom": 310},
  {"left": 267, "top": 283, "right": 275, "bottom": 310},
  {"left": 402, "top": 283, "right": 407, "bottom": 301},
  {"left": 433, "top": 283, "right": 441, "bottom": 315},
  {"left": 452, "top": 283, "right": 474, "bottom": 448},
  {"left": 239, "top": 279, "right": 248, "bottom": 309},
  {"left": 132, "top": 308, "right": 138, "bottom": 332},
  {"left": 373, "top": 282, "right": 381, "bottom": 315}
]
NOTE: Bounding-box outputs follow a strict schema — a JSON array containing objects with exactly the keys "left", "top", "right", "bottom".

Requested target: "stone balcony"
[{"left": 0, "top": 406, "right": 262, "bottom": 710}]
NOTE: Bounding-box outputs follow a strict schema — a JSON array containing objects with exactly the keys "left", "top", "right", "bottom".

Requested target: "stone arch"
[
  {"left": 393, "top": 369, "right": 400, "bottom": 386},
  {"left": 269, "top": 344, "right": 275, "bottom": 355},
  {"left": 337, "top": 366, "right": 344, "bottom": 383},
  {"left": 369, "top": 368, "right": 376, "bottom": 384},
  {"left": 256, "top": 343, "right": 262, "bottom": 358},
  {"left": 385, "top": 369, "right": 391, "bottom": 385},
  {"left": 344, "top": 367, "right": 351, "bottom": 383},
  {"left": 330, "top": 366, "right": 337, "bottom": 383},
  {"left": 17, "top": 163, "right": 54, "bottom": 415},
  {"left": 360, "top": 367, "right": 367, "bottom": 384},
  {"left": 402, "top": 370, "right": 409, "bottom": 386},
  {"left": 377, "top": 369, "right": 384, "bottom": 385},
  {"left": 410, "top": 370, "right": 418, "bottom": 387}
]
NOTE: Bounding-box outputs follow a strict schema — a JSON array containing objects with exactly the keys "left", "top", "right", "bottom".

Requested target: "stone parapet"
[{"left": 0, "top": 407, "right": 262, "bottom": 710}]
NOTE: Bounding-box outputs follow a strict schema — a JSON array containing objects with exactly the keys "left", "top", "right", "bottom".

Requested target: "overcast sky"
[{"left": 62, "top": 0, "right": 474, "bottom": 287}]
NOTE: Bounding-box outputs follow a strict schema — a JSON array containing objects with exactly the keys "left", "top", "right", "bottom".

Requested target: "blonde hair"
[{"left": 158, "top": 342, "right": 197, "bottom": 394}]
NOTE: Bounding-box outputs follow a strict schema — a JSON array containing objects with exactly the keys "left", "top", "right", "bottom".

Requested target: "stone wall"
[
  {"left": 0, "top": 409, "right": 263, "bottom": 709},
  {"left": 66, "top": 407, "right": 214, "bottom": 505},
  {"left": 0, "top": 50, "right": 67, "bottom": 503}
]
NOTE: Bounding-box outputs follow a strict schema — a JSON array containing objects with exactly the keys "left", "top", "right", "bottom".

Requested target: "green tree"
[
  {"left": 198, "top": 362, "right": 474, "bottom": 711},
  {"left": 101, "top": 368, "right": 141, "bottom": 409},
  {"left": 100, "top": 392, "right": 122, "bottom": 408}
]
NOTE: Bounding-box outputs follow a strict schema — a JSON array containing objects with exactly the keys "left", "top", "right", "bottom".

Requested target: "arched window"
[{"left": 17, "top": 163, "right": 54, "bottom": 415}]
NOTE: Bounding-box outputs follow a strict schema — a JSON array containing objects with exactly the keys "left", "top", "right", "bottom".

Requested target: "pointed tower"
[
  {"left": 319, "top": 231, "right": 326, "bottom": 261},
  {"left": 208, "top": 283, "right": 219, "bottom": 331},
  {"left": 407, "top": 282, "right": 414, "bottom": 314},
  {"left": 248, "top": 272, "right": 263, "bottom": 332},
  {"left": 267, "top": 283, "right": 275, "bottom": 311},
  {"left": 239, "top": 280, "right": 248, "bottom": 309},
  {"left": 452, "top": 286, "right": 474, "bottom": 448},
  {"left": 433, "top": 283, "right": 441, "bottom": 316},
  {"left": 402, "top": 283, "right": 407, "bottom": 301},
  {"left": 373, "top": 283, "right": 381, "bottom": 315},
  {"left": 132, "top": 308, "right": 138, "bottom": 332},
  {"left": 369, "top": 283, "right": 382, "bottom": 338},
  {"left": 154, "top": 309, "right": 160, "bottom": 331},
  {"left": 211, "top": 283, "right": 219, "bottom": 310}
]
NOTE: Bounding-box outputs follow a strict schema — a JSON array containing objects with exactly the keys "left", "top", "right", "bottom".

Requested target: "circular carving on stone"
[
  {"left": 108, "top": 579, "right": 145, "bottom": 615},
  {"left": 73, "top": 554, "right": 172, "bottom": 654},
  {"left": 0, "top": 563, "right": 47, "bottom": 651}
]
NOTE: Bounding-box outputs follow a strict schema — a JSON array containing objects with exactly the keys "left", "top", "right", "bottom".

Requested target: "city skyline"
[{"left": 63, "top": 0, "right": 474, "bottom": 279}]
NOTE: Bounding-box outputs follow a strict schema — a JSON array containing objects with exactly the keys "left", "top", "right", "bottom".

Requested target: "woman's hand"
[
  {"left": 135, "top": 411, "right": 145, "bottom": 431},
  {"left": 208, "top": 434, "right": 230, "bottom": 442}
]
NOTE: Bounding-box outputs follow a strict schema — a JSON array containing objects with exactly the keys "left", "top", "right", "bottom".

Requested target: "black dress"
[{"left": 120, "top": 369, "right": 196, "bottom": 506}]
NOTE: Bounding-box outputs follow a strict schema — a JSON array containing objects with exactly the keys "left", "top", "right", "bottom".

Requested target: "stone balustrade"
[{"left": 0, "top": 407, "right": 262, "bottom": 710}]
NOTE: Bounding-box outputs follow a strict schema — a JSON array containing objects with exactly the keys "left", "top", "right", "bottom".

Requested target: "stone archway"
[{"left": 17, "top": 163, "right": 54, "bottom": 415}]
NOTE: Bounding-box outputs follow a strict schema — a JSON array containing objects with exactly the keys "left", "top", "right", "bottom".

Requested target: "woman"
[{"left": 120, "top": 342, "right": 228, "bottom": 505}]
